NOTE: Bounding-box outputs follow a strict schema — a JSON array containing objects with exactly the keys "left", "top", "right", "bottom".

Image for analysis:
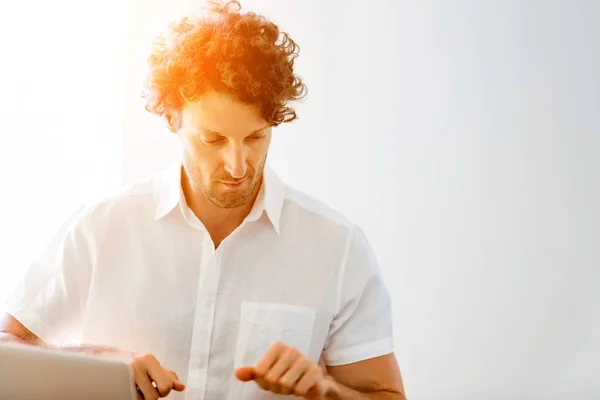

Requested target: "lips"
[{"left": 222, "top": 179, "right": 246, "bottom": 188}]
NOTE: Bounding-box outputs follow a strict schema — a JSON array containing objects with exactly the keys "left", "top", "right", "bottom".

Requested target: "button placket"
[{"left": 185, "top": 234, "right": 221, "bottom": 400}]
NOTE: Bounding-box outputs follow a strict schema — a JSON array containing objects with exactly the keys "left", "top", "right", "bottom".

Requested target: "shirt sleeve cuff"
[{"left": 322, "top": 336, "right": 394, "bottom": 366}]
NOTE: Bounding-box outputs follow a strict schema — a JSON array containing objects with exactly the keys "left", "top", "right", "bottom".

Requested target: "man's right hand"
[
  {"left": 2, "top": 314, "right": 185, "bottom": 399},
  {"left": 59, "top": 345, "right": 186, "bottom": 399},
  {"left": 129, "top": 352, "right": 185, "bottom": 400}
]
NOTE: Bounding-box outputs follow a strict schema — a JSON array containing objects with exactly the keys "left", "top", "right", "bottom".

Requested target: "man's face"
[{"left": 174, "top": 90, "right": 272, "bottom": 208}]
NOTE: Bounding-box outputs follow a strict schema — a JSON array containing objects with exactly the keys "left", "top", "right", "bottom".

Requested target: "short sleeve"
[
  {"left": 4, "top": 206, "right": 92, "bottom": 344},
  {"left": 321, "top": 225, "right": 394, "bottom": 366}
]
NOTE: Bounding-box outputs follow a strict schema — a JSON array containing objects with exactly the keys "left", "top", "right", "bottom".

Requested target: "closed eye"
[{"left": 202, "top": 137, "right": 225, "bottom": 145}]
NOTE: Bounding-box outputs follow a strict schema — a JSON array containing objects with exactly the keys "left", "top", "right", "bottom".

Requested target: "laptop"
[{"left": 0, "top": 342, "right": 136, "bottom": 400}]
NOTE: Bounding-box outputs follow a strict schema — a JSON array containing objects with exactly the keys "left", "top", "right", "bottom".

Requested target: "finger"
[
  {"left": 132, "top": 364, "right": 159, "bottom": 400},
  {"left": 255, "top": 341, "right": 287, "bottom": 393},
  {"left": 150, "top": 378, "right": 176, "bottom": 397},
  {"left": 279, "top": 356, "right": 313, "bottom": 395},
  {"left": 254, "top": 341, "right": 286, "bottom": 377},
  {"left": 264, "top": 346, "right": 299, "bottom": 392},
  {"left": 168, "top": 370, "right": 180, "bottom": 381},
  {"left": 167, "top": 370, "right": 186, "bottom": 391},
  {"left": 278, "top": 382, "right": 293, "bottom": 396},
  {"left": 254, "top": 376, "right": 271, "bottom": 391},
  {"left": 172, "top": 379, "right": 186, "bottom": 392},
  {"left": 141, "top": 355, "right": 174, "bottom": 397},
  {"left": 293, "top": 365, "right": 322, "bottom": 397},
  {"left": 235, "top": 366, "right": 257, "bottom": 382}
]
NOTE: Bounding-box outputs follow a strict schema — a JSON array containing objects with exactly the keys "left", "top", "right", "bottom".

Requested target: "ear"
[{"left": 164, "top": 113, "right": 180, "bottom": 134}]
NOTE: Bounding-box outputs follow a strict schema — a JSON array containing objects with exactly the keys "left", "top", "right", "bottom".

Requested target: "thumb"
[
  {"left": 234, "top": 366, "right": 257, "bottom": 382},
  {"left": 168, "top": 369, "right": 186, "bottom": 391},
  {"left": 173, "top": 379, "right": 186, "bottom": 391}
]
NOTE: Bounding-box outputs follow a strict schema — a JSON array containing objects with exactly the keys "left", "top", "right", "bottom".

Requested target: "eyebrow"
[{"left": 201, "top": 124, "right": 270, "bottom": 136}]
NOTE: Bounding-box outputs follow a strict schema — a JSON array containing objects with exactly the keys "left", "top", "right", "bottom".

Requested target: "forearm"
[
  {"left": 0, "top": 333, "right": 76, "bottom": 351},
  {"left": 0, "top": 333, "right": 117, "bottom": 356},
  {"left": 327, "top": 380, "right": 405, "bottom": 400},
  {"left": 0, "top": 331, "right": 46, "bottom": 347},
  {"left": 0, "top": 332, "right": 28, "bottom": 345}
]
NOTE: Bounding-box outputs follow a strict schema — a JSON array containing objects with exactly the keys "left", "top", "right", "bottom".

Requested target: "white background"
[
  {"left": 0, "top": 1, "right": 125, "bottom": 301},
  {"left": 3, "top": 1, "right": 599, "bottom": 399}
]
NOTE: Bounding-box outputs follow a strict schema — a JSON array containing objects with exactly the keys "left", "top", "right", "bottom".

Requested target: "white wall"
[
  {"left": 120, "top": 1, "right": 600, "bottom": 399},
  {"left": 0, "top": 0, "right": 126, "bottom": 302}
]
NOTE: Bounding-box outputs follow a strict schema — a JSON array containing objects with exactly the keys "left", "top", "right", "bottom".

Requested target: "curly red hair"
[{"left": 141, "top": 0, "right": 307, "bottom": 128}]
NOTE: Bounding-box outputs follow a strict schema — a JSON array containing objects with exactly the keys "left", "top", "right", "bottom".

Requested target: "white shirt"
[{"left": 6, "top": 161, "right": 394, "bottom": 400}]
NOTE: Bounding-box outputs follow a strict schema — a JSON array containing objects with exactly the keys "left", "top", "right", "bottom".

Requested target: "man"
[{"left": 0, "top": 1, "right": 406, "bottom": 399}]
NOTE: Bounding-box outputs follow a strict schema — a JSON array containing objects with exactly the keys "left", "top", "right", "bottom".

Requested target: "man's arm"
[
  {"left": 325, "top": 353, "right": 406, "bottom": 399},
  {"left": 0, "top": 313, "right": 125, "bottom": 355},
  {"left": 0, "top": 313, "right": 185, "bottom": 398},
  {"left": 235, "top": 342, "right": 406, "bottom": 399},
  {"left": 0, "top": 313, "right": 48, "bottom": 347}
]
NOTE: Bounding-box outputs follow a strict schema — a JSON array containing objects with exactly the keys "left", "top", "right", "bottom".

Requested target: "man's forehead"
[{"left": 181, "top": 94, "right": 269, "bottom": 135}]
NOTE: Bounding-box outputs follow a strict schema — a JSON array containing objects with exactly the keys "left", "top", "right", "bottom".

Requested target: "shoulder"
[
  {"left": 75, "top": 172, "right": 163, "bottom": 230},
  {"left": 281, "top": 184, "right": 379, "bottom": 269},
  {"left": 282, "top": 186, "right": 355, "bottom": 235},
  {"left": 280, "top": 186, "right": 375, "bottom": 260}
]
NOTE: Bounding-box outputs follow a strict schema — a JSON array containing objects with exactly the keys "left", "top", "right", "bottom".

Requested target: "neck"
[{"left": 182, "top": 171, "right": 262, "bottom": 246}]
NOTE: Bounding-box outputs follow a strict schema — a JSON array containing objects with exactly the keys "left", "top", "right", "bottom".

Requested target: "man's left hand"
[{"left": 234, "top": 341, "right": 340, "bottom": 399}]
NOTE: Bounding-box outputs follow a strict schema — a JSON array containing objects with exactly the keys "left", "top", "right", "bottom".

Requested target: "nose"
[{"left": 223, "top": 142, "right": 248, "bottom": 179}]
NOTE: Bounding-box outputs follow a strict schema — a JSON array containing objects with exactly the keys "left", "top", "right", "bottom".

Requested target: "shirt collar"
[{"left": 154, "top": 160, "right": 284, "bottom": 235}]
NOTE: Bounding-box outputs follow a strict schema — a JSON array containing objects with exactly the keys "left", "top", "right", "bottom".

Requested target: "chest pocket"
[{"left": 230, "top": 301, "right": 317, "bottom": 399}]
